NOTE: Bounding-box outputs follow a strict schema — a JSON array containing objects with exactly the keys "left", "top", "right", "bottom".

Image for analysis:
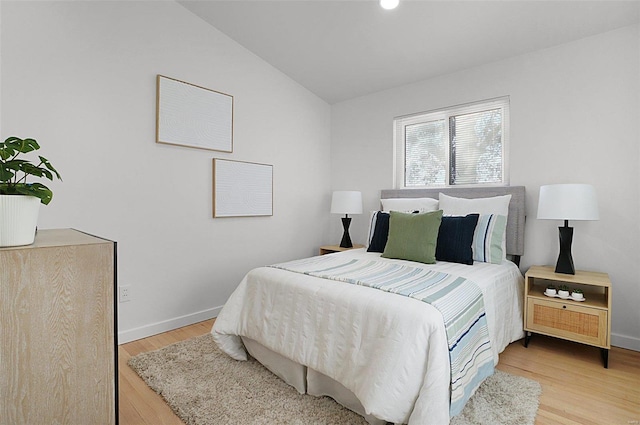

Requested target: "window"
[{"left": 394, "top": 97, "right": 509, "bottom": 188}]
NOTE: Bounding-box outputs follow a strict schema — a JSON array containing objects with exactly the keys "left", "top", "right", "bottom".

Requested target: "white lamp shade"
[
  {"left": 537, "top": 184, "right": 599, "bottom": 221},
  {"left": 330, "top": 191, "right": 363, "bottom": 215}
]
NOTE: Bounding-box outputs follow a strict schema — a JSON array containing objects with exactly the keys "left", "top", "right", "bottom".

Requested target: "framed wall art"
[
  {"left": 156, "top": 75, "right": 233, "bottom": 152},
  {"left": 213, "top": 159, "right": 273, "bottom": 218}
]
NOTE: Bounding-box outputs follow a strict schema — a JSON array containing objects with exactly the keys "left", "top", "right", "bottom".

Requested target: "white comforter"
[{"left": 212, "top": 249, "right": 524, "bottom": 424}]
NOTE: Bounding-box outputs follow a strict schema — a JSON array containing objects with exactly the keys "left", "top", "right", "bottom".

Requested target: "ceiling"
[{"left": 179, "top": 1, "right": 640, "bottom": 104}]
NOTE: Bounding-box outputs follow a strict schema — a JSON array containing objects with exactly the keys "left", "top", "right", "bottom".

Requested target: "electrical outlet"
[{"left": 119, "top": 285, "right": 132, "bottom": 303}]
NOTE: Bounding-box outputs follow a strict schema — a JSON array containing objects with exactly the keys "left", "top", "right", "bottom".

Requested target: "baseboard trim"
[
  {"left": 611, "top": 332, "right": 640, "bottom": 352},
  {"left": 118, "top": 306, "right": 222, "bottom": 344}
]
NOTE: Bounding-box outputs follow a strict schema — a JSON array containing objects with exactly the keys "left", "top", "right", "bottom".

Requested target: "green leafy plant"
[
  {"left": 572, "top": 288, "right": 583, "bottom": 294},
  {"left": 546, "top": 284, "right": 557, "bottom": 290},
  {"left": 0, "top": 137, "right": 61, "bottom": 205},
  {"left": 558, "top": 284, "right": 570, "bottom": 292}
]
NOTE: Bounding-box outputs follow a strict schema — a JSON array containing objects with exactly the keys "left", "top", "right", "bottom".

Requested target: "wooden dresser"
[{"left": 0, "top": 229, "right": 118, "bottom": 424}]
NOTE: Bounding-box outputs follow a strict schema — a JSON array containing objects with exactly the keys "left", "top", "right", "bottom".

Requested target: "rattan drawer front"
[{"left": 526, "top": 298, "right": 608, "bottom": 347}]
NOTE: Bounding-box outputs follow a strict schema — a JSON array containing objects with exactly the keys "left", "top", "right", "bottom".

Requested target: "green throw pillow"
[{"left": 381, "top": 210, "right": 443, "bottom": 264}]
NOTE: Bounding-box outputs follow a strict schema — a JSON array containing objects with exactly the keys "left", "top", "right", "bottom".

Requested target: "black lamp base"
[
  {"left": 339, "top": 216, "right": 353, "bottom": 248},
  {"left": 555, "top": 222, "right": 575, "bottom": 274}
]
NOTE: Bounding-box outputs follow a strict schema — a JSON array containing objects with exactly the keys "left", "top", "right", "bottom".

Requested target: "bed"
[{"left": 212, "top": 186, "right": 526, "bottom": 425}]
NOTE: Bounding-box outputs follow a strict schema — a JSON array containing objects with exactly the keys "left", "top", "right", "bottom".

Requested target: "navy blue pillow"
[
  {"left": 435, "top": 214, "right": 479, "bottom": 265},
  {"left": 367, "top": 212, "right": 390, "bottom": 253}
]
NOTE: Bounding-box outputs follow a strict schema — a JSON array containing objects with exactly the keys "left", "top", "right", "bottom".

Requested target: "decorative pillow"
[
  {"left": 380, "top": 197, "right": 439, "bottom": 213},
  {"left": 366, "top": 210, "right": 384, "bottom": 247},
  {"left": 472, "top": 214, "right": 507, "bottom": 264},
  {"left": 381, "top": 210, "right": 443, "bottom": 264},
  {"left": 436, "top": 214, "right": 479, "bottom": 265},
  {"left": 439, "top": 193, "right": 511, "bottom": 260},
  {"left": 367, "top": 211, "right": 390, "bottom": 253}
]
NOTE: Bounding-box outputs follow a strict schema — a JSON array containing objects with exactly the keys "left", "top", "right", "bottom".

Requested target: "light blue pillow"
[{"left": 472, "top": 214, "right": 507, "bottom": 264}]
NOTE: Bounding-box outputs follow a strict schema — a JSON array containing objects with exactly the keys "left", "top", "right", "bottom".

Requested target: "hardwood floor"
[
  {"left": 498, "top": 335, "right": 640, "bottom": 425},
  {"left": 119, "top": 319, "right": 640, "bottom": 425},
  {"left": 119, "top": 320, "right": 214, "bottom": 425}
]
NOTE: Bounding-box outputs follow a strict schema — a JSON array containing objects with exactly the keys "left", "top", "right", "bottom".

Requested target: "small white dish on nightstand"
[{"left": 543, "top": 292, "right": 586, "bottom": 302}]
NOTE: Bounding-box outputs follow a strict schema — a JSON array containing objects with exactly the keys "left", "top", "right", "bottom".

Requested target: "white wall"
[
  {"left": 0, "top": 1, "right": 2, "bottom": 130},
  {"left": 3, "top": 2, "right": 638, "bottom": 351},
  {"left": 331, "top": 25, "right": 640, "bottom": 350},
  {"left": 0, "top": 1, "right": 332, "bottom": 343}
]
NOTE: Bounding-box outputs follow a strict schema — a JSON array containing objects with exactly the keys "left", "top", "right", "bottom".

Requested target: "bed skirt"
[{"left": 242, "top": 336, "right": 389, "bottom": 425}]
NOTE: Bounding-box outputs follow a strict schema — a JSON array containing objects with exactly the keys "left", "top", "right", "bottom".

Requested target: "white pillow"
[
  {"left": 380, "top": 197, "right": 439, "bottom": 213},
  {"left": 439, "top": 193, "right": 512, "bottom": 261},
  {"left": 438, "top": 193, "right": 511, "bottom": 216}
]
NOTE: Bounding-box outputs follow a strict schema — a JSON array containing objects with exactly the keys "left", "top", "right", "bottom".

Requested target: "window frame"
[{"left": 393, "top": 96, "right": 510, "bottom": 189}]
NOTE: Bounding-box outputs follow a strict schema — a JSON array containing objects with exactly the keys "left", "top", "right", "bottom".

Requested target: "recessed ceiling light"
[{"left": 380, "top": 0, "right": 399, "bottom": 10}]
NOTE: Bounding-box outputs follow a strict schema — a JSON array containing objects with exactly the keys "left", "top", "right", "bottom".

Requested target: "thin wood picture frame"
[
  {"left": 156, "top": 75, "right": 233, "bottom": 152},
  {"left": 213, "top": 159, "right": 273, "bottom": 218}
]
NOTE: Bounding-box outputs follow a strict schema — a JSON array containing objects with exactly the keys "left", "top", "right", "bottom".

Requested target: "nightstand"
[
  {"left": 524, "top": 265, "right": 612, "bottom": 368},
  {"left": 319, "top": 244, "right": 365, "bottom": 255}
]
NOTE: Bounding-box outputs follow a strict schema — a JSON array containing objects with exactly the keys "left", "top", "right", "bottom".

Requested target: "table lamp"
[
  {"left": 330, "top": 191, "right": 362, "bottom": 248},
  {"left": 537, "top": 184, "right": 599, "bottom": 274}
]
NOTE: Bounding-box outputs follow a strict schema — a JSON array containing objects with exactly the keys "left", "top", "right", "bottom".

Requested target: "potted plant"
[
  {"left": 545, "top": 284, "right": 557, "bottom": 296},
  {"left": 557, "top": 285, "right": 570, "bottom": 298},
  {"left": 0, "top": 136, "right": 61, "bottom": 247},
  {"left": 571, "top": 288, "right": 584, "bottom": 300}
]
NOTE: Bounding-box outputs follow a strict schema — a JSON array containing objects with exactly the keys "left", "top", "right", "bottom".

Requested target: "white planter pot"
[{"left": 0, "top": 195, "right": 40, "bottom": 247}]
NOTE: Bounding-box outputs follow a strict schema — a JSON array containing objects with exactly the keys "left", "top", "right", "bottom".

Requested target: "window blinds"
[{"left": 394, "top": 96, "right": 509, "bottom": 188}]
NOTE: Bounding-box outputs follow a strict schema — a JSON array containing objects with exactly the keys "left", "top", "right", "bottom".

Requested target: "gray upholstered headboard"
[{"left": 380, "top": 186, "right": 526, "bottom": 259}]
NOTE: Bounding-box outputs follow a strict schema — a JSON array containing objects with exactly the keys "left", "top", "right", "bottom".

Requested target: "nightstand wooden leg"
[
  {"left": 601, "top": 348, "right": 609, "bottom": 368},
  {"left": 524, "top": 331, "right": 532, "bottom": 348}
]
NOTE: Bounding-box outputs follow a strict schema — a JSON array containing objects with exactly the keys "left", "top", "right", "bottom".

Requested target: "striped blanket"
[{"left": 270, "top": 255, "right": 494, "bottom": 416}]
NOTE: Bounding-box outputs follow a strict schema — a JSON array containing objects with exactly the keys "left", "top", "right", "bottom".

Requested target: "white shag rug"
[{"left": 128, "top": 334, "right": 541, "bottom": 425}]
